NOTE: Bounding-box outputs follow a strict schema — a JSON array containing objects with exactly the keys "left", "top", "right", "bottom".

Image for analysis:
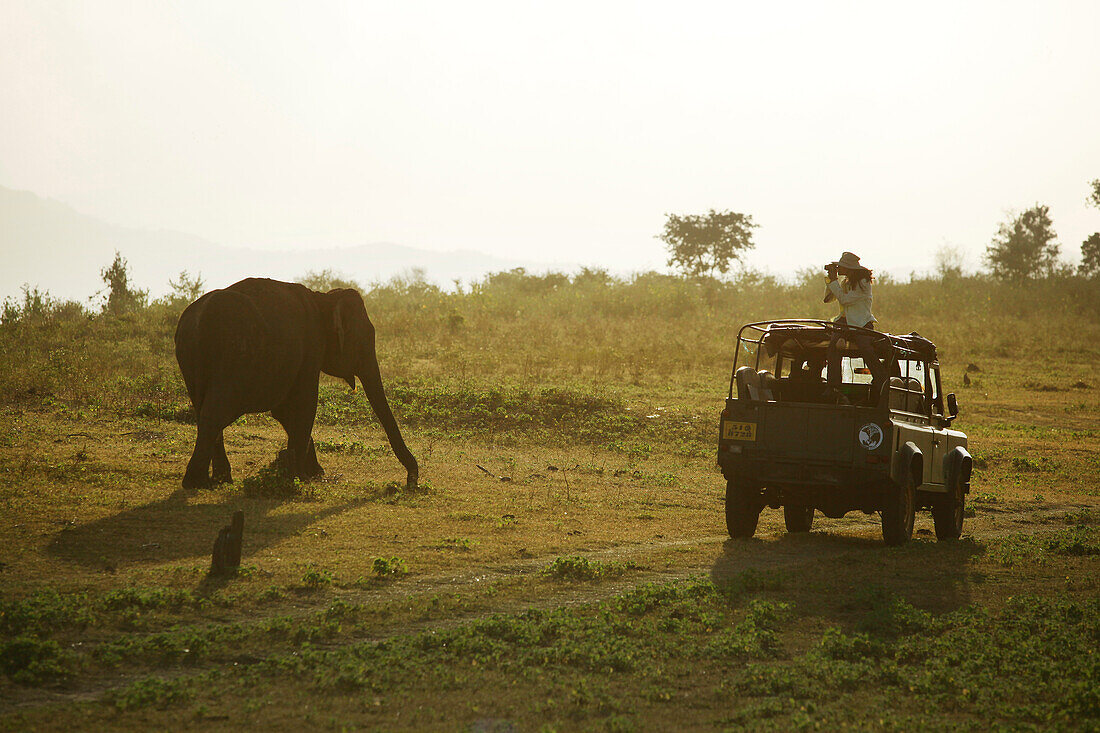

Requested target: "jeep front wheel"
[
  {"left": 880, "top": 474, "right": 916, "bottom": 546},
  {"left": 783, "top": 504, "right": 814, "bottom": 533},
  {"left": 931, "top": 474, "right": 965, "bottom": 540},
  {"left": 725, "top": 476, "right": 761, "bottom": 539}
]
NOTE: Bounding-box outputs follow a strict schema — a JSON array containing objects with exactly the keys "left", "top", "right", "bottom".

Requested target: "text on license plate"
[{"left": 722, "top": 421, "right": 757, "bottom": 441}]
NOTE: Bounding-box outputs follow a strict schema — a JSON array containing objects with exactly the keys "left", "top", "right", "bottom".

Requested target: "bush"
[
  {"left": 2, "top": 266, "right": 1098, "bottom": 420},
  {"left": 0, "top": 636, "right": 71, "bottom": 682},
  {"left": 372, "top": 556, "right": 407, "bottom": 577},
  {"left": 541, "top": 556, "right": 631, "bottom": 581},
  {"left": 1, "top": 285, "right": 87, "bottom": 326}
]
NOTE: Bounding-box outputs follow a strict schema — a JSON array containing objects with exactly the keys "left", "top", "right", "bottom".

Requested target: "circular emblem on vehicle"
[{"left": 858, "top": 423, "right": 883, "bottom": 450}]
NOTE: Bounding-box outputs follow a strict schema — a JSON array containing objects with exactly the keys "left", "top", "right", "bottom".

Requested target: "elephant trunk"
[{"left": 357, "top": 357, "right": 418, "bottom": 489}]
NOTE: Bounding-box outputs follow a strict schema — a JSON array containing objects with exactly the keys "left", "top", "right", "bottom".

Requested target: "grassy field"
[{"left": 1, "top": 271, "right": 1098, "bottom": 730}]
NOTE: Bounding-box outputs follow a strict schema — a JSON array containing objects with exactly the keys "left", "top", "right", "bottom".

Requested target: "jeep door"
[
  {"left": 892, "top": 358, "right": 936, "bottom": 488},
  {"left": 927, "top": 365, "right": 948, "bottom": 485}
]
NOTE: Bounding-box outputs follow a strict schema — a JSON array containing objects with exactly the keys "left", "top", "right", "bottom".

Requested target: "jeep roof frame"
[{"left": 727, "top": 318, "right": 939, "bottom": 399}]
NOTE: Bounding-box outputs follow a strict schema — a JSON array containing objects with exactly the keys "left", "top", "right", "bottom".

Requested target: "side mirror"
[{"left": 945, "top": 393, "right": 959, "bottom": 420}]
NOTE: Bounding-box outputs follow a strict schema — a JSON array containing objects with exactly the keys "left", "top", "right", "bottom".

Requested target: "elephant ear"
[{"left": 331, "top": 291, "right": 357, "bottom": 389}]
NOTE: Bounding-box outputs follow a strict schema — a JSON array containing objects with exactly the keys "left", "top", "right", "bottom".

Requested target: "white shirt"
[{"left": 825, "top": 278, "right": 875, "bottom": 327}]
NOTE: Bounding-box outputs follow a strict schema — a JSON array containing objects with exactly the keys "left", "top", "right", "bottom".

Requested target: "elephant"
[{"left": 174, "top": 278, "right": 417, "bottom": 490}]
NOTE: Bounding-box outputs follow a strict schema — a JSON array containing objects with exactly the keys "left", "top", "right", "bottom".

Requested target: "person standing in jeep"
[
  {"left": 823, "top": 251, "right": 876, "bottom": 328},
  {"left": 822, "top": 252, "right": 886, "bottom": 397}
]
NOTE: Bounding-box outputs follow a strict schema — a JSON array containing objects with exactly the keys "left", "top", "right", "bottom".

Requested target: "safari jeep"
[{"left": 716, "top": 320, "right": 972, "bottom": 546}]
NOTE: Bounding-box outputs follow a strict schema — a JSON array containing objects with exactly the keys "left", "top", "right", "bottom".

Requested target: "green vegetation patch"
[
  {"left": 704, "top": 599, "right": 792, "bottom": 659},
  {"left": 0, "top": 636, "right": 76, "bottom": 683},
  {"left": 51, "top": 575, "right": 1095, "bottom": 730},
  {"left": 985, "top": 526, "right": 1100, "bottom": 566},
  {"left": 733, "top": 594, "right": 1099, "bottom": 727},
  {"left": 4, "top": 568, "right": 1099, "bottom": 730},
  {"left": 252, "top": 575, "right": 781, "bottom": 694},
  {"left": 107, "top": 676, "right": 191, "bottom": 711},
  {"left": 371, "top": 556, "right": 407, "bottom": 578},
  {"left": 540, "top": 556, "right": 635, "bottom": 581},
  {"left": 237, "top": 460, "right": 312, "bottom": 499},
  {"left": 1, "top": 586, "right": 209, "bottom": 639}
]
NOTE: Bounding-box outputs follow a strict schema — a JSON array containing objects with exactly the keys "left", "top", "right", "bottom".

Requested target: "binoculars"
[{"left": 824, "top": 263, "right": 839, "bottom": 275}]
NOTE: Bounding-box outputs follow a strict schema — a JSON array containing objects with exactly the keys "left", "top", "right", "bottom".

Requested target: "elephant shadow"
[{"left": 46, "top": 483, "right": 369, "bottom": 570}]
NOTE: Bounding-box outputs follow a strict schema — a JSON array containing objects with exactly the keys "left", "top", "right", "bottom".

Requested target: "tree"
[
  {"left": 659, "top": 209, "right": 757, "bottom": 278},
  {"left": 1081, "top": 233, "right": 1100, "bottom": 278},
  {"left": 167, "top": 270, "right": 206, "bottom": 304},
  {"left": 983, "top": 205, "right": 1060, "bottom": 280},
  {"left": 933, "top": 244, "right": 965, "bottom": 281},
  {"left": 99, "top": 251, "right": 148, "bottom": 314},
  {"left": 1083, "top": 180, "right": 1100, "bottom": 277},
  {"left": 297, "top": 268, "right": 362, "bottom": 292}
]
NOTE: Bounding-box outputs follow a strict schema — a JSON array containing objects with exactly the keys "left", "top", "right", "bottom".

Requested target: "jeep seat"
[
  {"left": 735, "top": 366, "right": 762, "bottom": 401},
  {"left": 758, "top": 370, "right": 779, "bottom": 401},
  {"left": 888, "top": 376, "right": 925, "bottom": 413},
  {"left": 906, "top": 377, "right": 925, "bottom": 413}
]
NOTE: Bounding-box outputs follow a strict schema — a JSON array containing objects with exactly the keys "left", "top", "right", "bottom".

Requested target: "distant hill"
[{"left": 0, "top": 186, "right": 562, "bottom": 302}]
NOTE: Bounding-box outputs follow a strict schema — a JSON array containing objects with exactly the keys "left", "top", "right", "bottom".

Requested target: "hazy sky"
[{"left": 3, "top": 1, "right": 1099, "bottom": 277}]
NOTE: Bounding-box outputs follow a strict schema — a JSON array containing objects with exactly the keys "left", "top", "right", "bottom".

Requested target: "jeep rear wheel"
[
  {"left": 783, "top": 504, "right": 814, "bottom": 533},
  {"left": 725, "top": 477, "right": 761, "bottom": 539},
  {"left": 931, "top": 474, "right": 965, "bottom": 540},
  {"left": 881, "top": 474, "right": 916, "bottom": 546}
]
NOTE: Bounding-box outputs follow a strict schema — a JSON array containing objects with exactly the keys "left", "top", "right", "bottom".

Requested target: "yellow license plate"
[{"left": 722, "top": 421, "right": 757, "bottom": 441}]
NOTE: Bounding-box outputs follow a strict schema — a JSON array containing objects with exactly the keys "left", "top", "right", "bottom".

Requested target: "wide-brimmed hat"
[{"left": 832, "top": 251, "right": 867, "bottom": 271}]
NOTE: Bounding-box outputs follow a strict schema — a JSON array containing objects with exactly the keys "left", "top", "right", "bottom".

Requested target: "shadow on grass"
[
  {"left": 710, "top": 522, "right": 983, "bottom": 627},
  {"left": 45, "top": 462, "right": 372, "bottom": 570}
]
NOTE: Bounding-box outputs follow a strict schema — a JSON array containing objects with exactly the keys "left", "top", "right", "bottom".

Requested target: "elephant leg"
[
  {"left": 183, "top": 442, "right": 211, "bottom": 489},
  {"left": 270, "top": 407, "right": 303, "bottom": 478},
  {"left": 184, "top": 416, "right": 218, "bottom": 489},
  {"left": 211, "top": 432, "right": 232, "bottom": 484},
  {"left": 184, "top": 396, "right": 238, "bottom": 489},
  {"left": 271, "top": 385, "right": 322, "bottom": 481},
  {"left": 303, "top": 437, "right": 321, "bottom": 478}
]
